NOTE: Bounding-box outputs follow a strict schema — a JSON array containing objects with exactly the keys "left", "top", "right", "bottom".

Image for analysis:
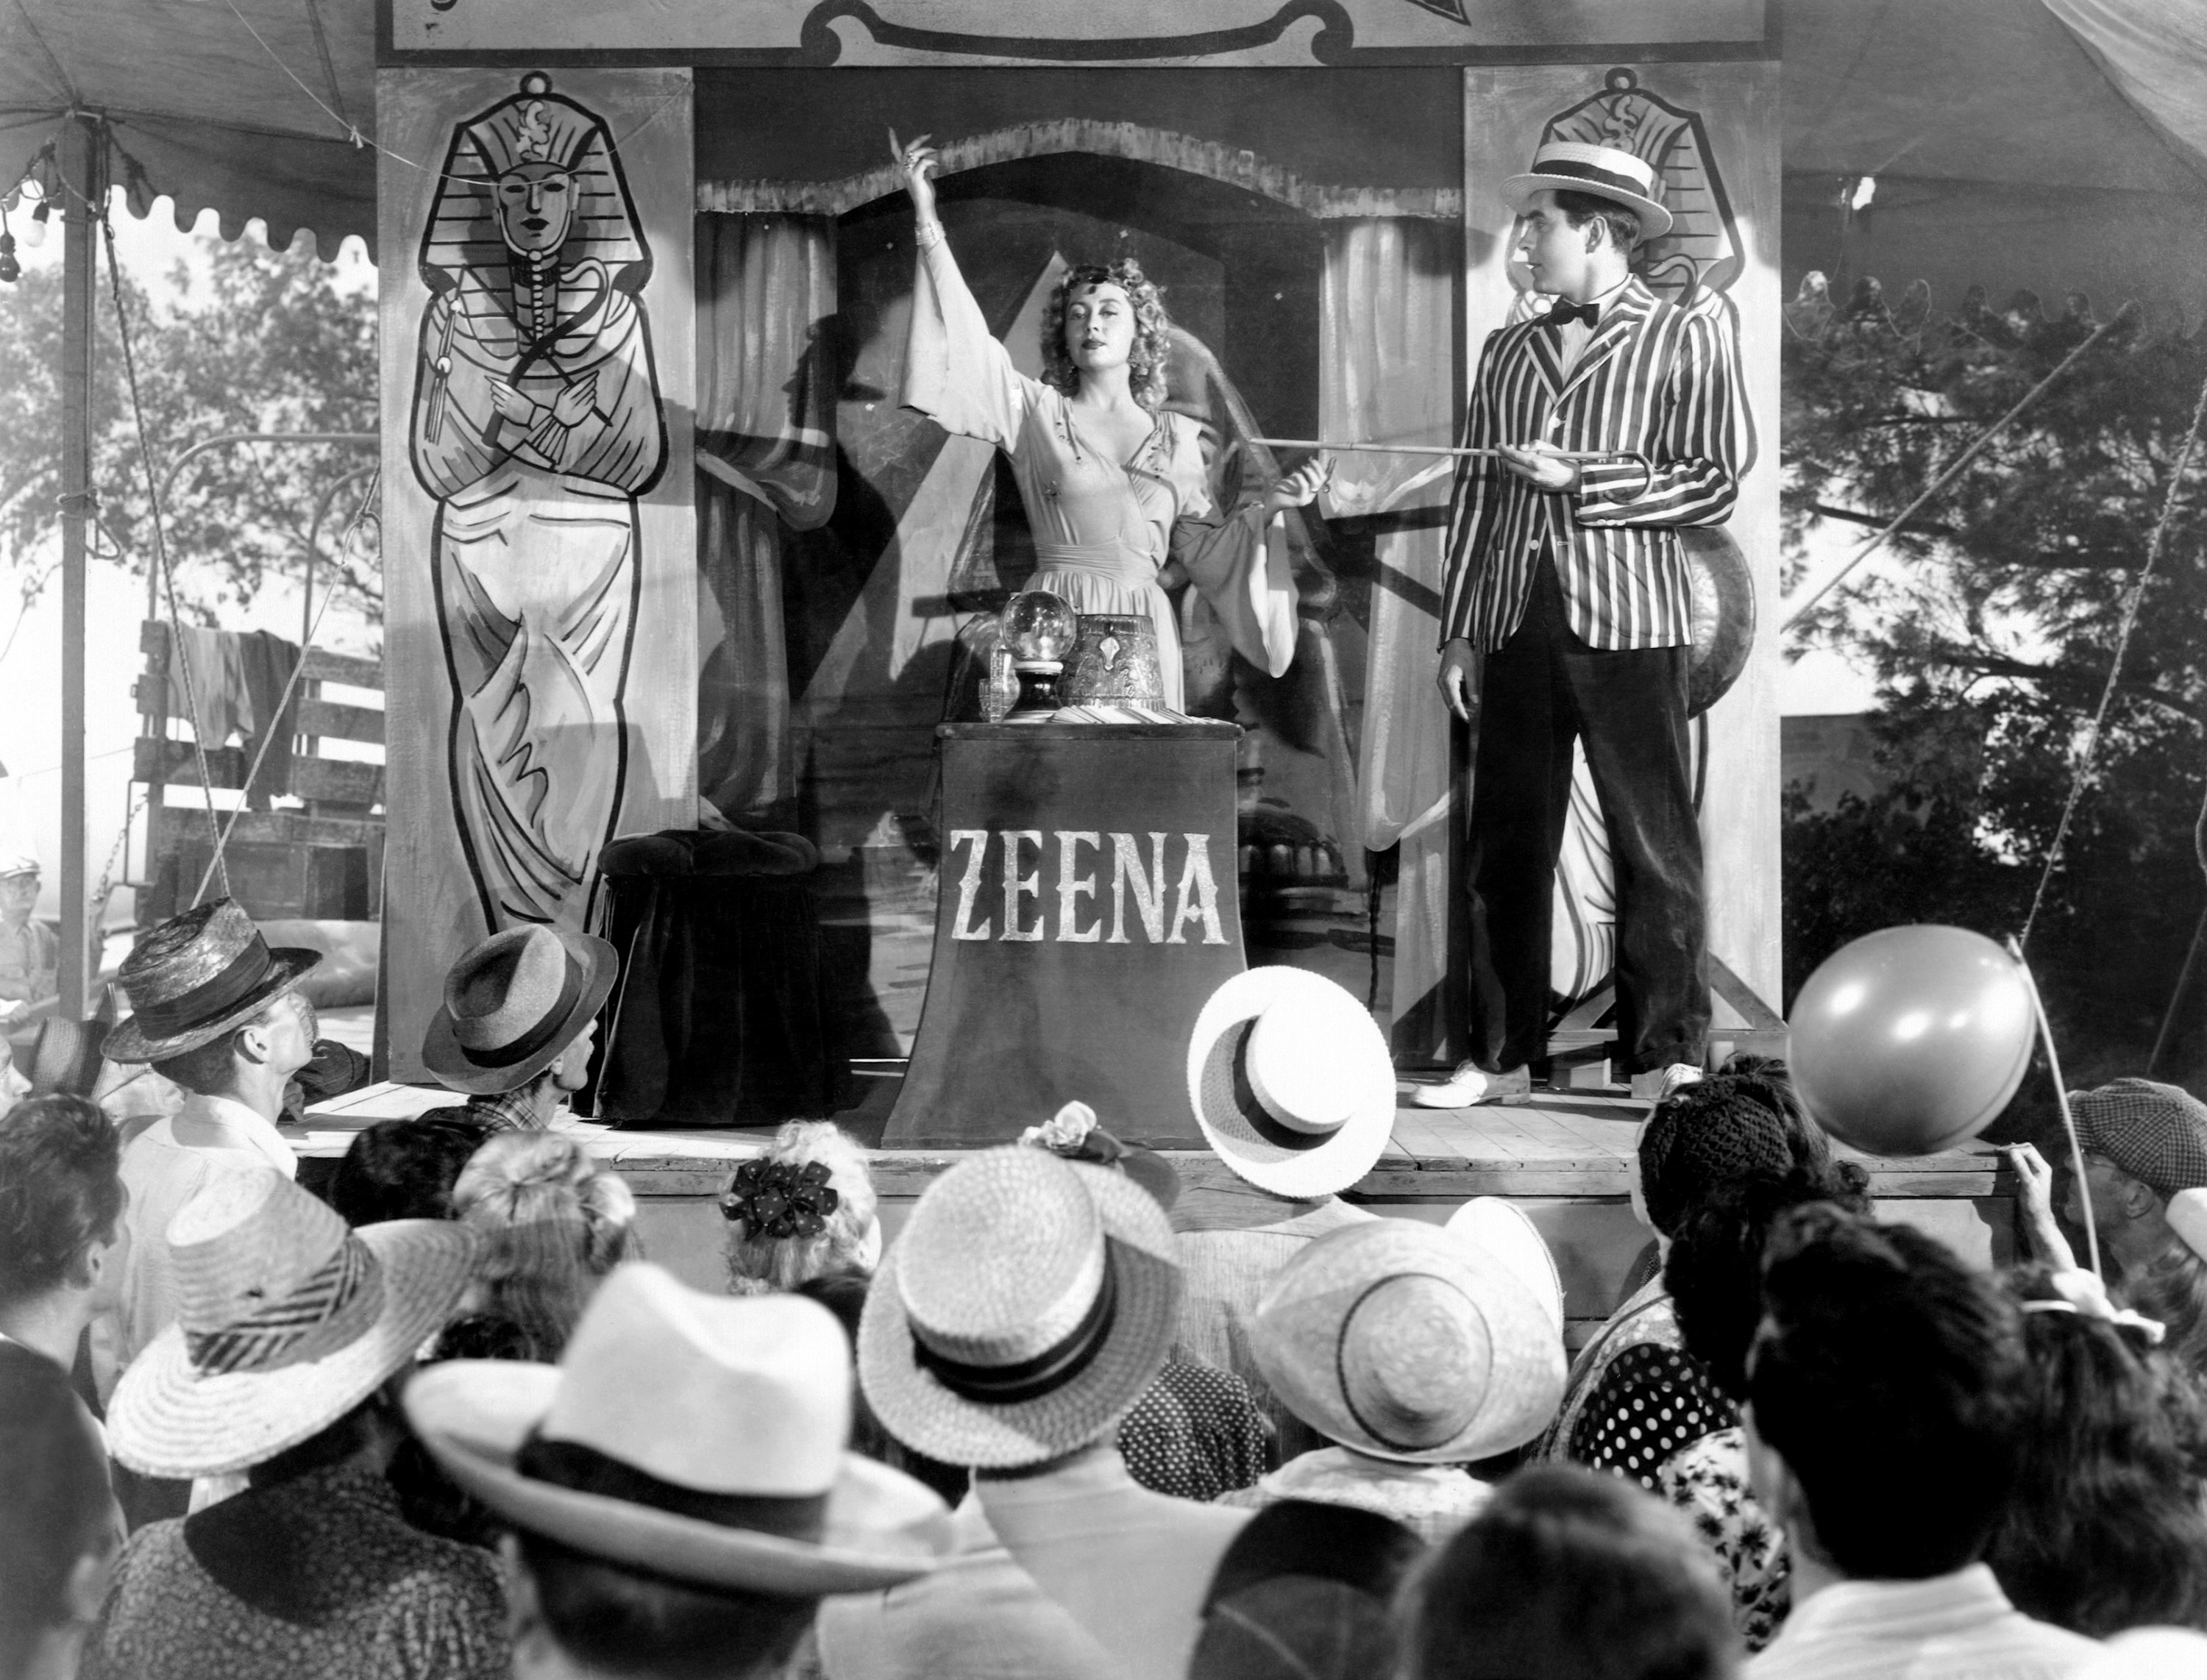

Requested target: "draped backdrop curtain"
[
  {"left": 694, "top": 214, "right": 839, "bottom": 825},
  {"left": 1321, "top": 218, "right": 1460, "bottom": 1059}
]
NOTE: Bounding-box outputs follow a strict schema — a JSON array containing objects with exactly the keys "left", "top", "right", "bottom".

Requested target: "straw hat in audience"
[
  {"left": 1249, "top": 1217, "right": 1567, "bottom": 1464},
  {"left": 406, "top": 1261, "right": 953, "bottom": 1593},
  {"left": 1446, "top": 1196, "right": 1567, "bottom": 1333},
  {"left": 106, "top": 1167, "right": 477, "bottom": 1478},
  {"left": 859, "top": 1146, "right": 1181, "bottom": 1468}
]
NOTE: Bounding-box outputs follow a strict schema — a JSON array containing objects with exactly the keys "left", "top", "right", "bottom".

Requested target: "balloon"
[{"left": 1789, "top": 925, "right": 2036, "bottom": 1156}]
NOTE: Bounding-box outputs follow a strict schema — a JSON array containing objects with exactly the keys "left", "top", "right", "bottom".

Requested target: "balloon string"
[{"left": 2008, "top": 936, "right": 2100, "bottom": 1279}]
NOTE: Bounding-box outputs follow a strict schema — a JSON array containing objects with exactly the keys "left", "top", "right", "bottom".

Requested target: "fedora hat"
[
  {"left": 405, "top": 1262, "right": 953, "bottom": 1595},
  {"left": 107, "top": 1167, "right": 477, "bottom": 1478},
  {"left": 1504, "top": 140, "right": 1672, "bottom": 241},
  {"left": 422, "top": 923, "right": 617, "bottom": 1095},
  {"left": 1446, "top": 1197, "right": 1566, "bottom": 1334},
  {"left": 859, "top": 1147, "right": 1182, "bottom": 1469},
  {"left": 104, "top": 900, "right": 321, "bottom": 1064},
  {"left": 1249, "top": 1218, "right": 1566, "bottom": 1465},
  {"left": 1187, "top": 967, "right": 1396, "bottom": 1199}
]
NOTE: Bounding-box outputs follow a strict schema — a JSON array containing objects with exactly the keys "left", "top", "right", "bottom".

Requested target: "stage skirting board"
[{"left": 304, "top": 1075, "right": 2015, "bottom": 1347}]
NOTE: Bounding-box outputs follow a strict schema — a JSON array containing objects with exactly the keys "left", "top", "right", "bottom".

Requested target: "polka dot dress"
[
  {"left": 1116, "top": 1356, "right": 1273, "bottom": 1501},
  {"left": 1565, "top": 1342, "right": 1738, "bottom": 1490}
]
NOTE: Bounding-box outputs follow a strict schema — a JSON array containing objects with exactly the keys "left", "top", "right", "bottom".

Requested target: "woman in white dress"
[{"left": 894, "top": 134, "right": 1325, "bottom": 711}]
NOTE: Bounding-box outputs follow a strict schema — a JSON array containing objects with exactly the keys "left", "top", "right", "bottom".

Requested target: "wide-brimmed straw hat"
[
  {"left": 422, "top": 923, "right": 617, "bottom": 1096},
  {"left": 859, "top": 1147, "right": 1182, "bottom": 1470},
  {"left": 1187, "top": 967, "right": 1396, "bottom": 1199},
  {"left": 105, "top": 900, "right": 321, "bottom": 1064},
  {"left": 107, "top": 1168, "right": 477, "bottom": 1478},
  {"left": 1248, "top": 1218, "right": 1567, "bottom": 1464},
  {"left": 1446, "top": 1197, "right": 1566, "bottom": 1334},
  {"left": 1504, "top": 140, "right": 1672, "bottom": 241},
  {"left": 406, "top": 1262, "right": 953, "bottom": 1594}
]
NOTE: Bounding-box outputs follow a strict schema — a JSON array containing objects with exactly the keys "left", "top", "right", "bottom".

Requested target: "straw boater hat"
[
  {"left": 422, "top": 923, "right": 618, "bottom": 1096},
  {"left": 1186, "top": 967, "right": 1397, "bottom": 1199},
  {"left": 406, "top": 1262, "right": 953, "bottom": 1595},
  {"left": 107, "top": 1167, "right": 477, "bottom": 1478},
  {"left": 859, "top": 1147, "right": 1182, "bottom": 1469},
  {"left": 1248, "top": 1217, "right": 1567, "bottom": 1465},
  {"left": 0, "top": 849, "right": 38, "bottom": 879},
  {"left": 104, "top": 900, "right": 322, "bottom": 1064},
  {"left": 1503, "top": 140, "right": 1672, "bottom": 241}
]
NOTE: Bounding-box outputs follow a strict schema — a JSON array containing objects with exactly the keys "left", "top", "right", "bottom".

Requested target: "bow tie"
[{"left": 1542, "top": 299, "right": 1599, "bottom": 331}]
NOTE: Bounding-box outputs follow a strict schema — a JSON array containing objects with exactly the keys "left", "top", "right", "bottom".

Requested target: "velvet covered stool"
[{"left": 590, "top": 829, "right": 844, "bottom": 1125}]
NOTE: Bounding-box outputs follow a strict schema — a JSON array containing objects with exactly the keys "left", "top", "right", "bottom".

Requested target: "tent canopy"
[
  {"left": 2, "top": 0, "right": 375, "bottom": 257},
  {"left": 1783, "top": 0, "right": 2207, "bottom": 325},
  {"left": 3, "top": 0, "right": 2205, "bottom": 307}
]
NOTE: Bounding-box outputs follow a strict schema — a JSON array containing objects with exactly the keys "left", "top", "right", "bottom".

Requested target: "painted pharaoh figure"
[{"left": 410, "top": 72, "right": 667, "bottom": 933}]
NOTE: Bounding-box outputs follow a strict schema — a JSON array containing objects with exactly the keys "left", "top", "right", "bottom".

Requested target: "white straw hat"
[
  {"left": 107, "top": 1167, "right": 477, "bottom": 1478},
  {"left": 1503, "top": 140, "right": 1672, "bottom": 241},
  {"left": 859, "top": 1148, "right": 1181, "bottom": 1470},
  {"left": 1248, "top": 1218, "right": 1566, "bottom": 1464},
  {"left": 1446, "top": 1197, "right": 1566, "bottom": 1334},
  {"left": 1187, "top": 967, "right": 1397, "bottom": 1198},
  {"left": 406, "top": 1264, "right": 953, "bottom": 1595}
]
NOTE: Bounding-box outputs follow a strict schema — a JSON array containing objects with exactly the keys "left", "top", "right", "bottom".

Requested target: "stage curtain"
[
  {"left": 1321, "top": 218, "right": 1459, "bottom": 1058},
  {"left": 694, "top": 214, "right": 839, "bottom": 824}
]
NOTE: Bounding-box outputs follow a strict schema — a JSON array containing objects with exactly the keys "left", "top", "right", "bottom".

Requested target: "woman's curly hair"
[{"left": 1040, "top": 261, "right": 1171, "bottom": 412}]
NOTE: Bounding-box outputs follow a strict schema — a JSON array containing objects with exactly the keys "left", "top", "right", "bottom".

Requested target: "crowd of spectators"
[{"left": 3, "top": 897, "right": 2207, "bottom": 1679}]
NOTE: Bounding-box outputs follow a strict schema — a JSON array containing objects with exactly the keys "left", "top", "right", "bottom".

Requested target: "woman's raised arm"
[{"left": 892, "top": 129, "right": 1039, "bottom": 450}]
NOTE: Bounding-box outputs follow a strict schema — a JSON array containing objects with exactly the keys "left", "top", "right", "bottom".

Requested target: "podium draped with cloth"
[{"left": 884, "top": 719, "right": 1247, "bottom": 1148}]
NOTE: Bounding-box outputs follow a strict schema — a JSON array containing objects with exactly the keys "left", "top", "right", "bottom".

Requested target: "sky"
[{"left": 0, "top": 188, "right": 1884, "bottom": 921}]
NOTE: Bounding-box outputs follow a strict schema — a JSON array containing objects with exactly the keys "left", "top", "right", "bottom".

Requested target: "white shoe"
[
  {"left": 1411, "top": 1063, "right": 1532, "bottom": 1108},
  {"left": 1630, "top": 1062, "right": 1705, "bottom": 1103}
]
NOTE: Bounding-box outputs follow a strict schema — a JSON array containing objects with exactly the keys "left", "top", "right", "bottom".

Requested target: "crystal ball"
[{"left": 1002, "top": 590, "right": 1079, "bottom": 664}]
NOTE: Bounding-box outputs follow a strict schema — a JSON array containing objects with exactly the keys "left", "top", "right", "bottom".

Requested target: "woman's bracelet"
[{"left": 916, "top": 220, "right": 945, "bottom": 252}]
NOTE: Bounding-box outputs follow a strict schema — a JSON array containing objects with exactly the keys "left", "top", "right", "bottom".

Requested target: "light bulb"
[{"left": 21, "top": 199, "right": 48, "bottom": 249}]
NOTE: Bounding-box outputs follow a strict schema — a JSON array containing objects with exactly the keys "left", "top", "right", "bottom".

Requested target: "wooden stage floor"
[
  {"left": 300, "top": 1061, "right": 2014, "bottom": 1203},
  {"left": 303, "top": 1066, "right": 2015, "bottom": 1336}
]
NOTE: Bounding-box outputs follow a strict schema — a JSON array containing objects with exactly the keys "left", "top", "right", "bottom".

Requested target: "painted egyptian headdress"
[
  {"left": 417, "top": 72, "right": 653, "bottom": 299},
  {"left": 1535, "top": 68, "right": 1742, "bottom": 310}
]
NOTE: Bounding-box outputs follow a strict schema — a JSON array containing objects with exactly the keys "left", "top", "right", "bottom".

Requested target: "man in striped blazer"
[{"left": 1420, "top": 140, "right": 1747, "bottom": 1108}]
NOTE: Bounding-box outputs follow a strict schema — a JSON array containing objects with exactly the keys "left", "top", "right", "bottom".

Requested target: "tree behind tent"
[
  {"left": 1784, "top": 294, "right": 2207, "bottom": 1088},
  {"left": 0, "top": 238, "right": 378, "bottom": 624}
]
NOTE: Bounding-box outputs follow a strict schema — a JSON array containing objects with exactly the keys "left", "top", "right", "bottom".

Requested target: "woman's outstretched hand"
[
  {"left": 1264, "top": 453, "right": 1332, "bottom": 517},
  {"left": 889, "top": 129, "right": 939, "bottom": 222}
]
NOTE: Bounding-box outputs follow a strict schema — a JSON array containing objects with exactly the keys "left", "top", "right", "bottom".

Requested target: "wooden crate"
[{"left": 135, "top": 622, "right": 387, "bottom": 925}]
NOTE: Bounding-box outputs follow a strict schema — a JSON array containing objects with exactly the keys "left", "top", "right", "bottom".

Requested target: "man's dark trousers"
[{"left": 1463, "top": 557, "right": 1707, "bottom": 1076}]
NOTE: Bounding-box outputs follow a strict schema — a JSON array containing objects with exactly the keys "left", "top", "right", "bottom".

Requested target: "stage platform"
[{"left": 302, "top": 1066, "right": 2016, "bottom": 1342}]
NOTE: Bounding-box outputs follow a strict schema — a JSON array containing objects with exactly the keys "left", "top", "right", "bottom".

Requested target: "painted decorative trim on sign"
[{"left": 383, "top": 0, "right": 1771, "bottom": 68}]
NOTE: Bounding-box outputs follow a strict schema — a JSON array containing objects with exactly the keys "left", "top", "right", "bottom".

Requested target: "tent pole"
[{"left": 57, "top": 115, "right": 99, "bottom": 1025}]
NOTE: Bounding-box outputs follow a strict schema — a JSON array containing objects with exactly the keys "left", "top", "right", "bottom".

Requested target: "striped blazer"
[{"left": 1440, "top": 276, "right": 1748, "bottom": 652}]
